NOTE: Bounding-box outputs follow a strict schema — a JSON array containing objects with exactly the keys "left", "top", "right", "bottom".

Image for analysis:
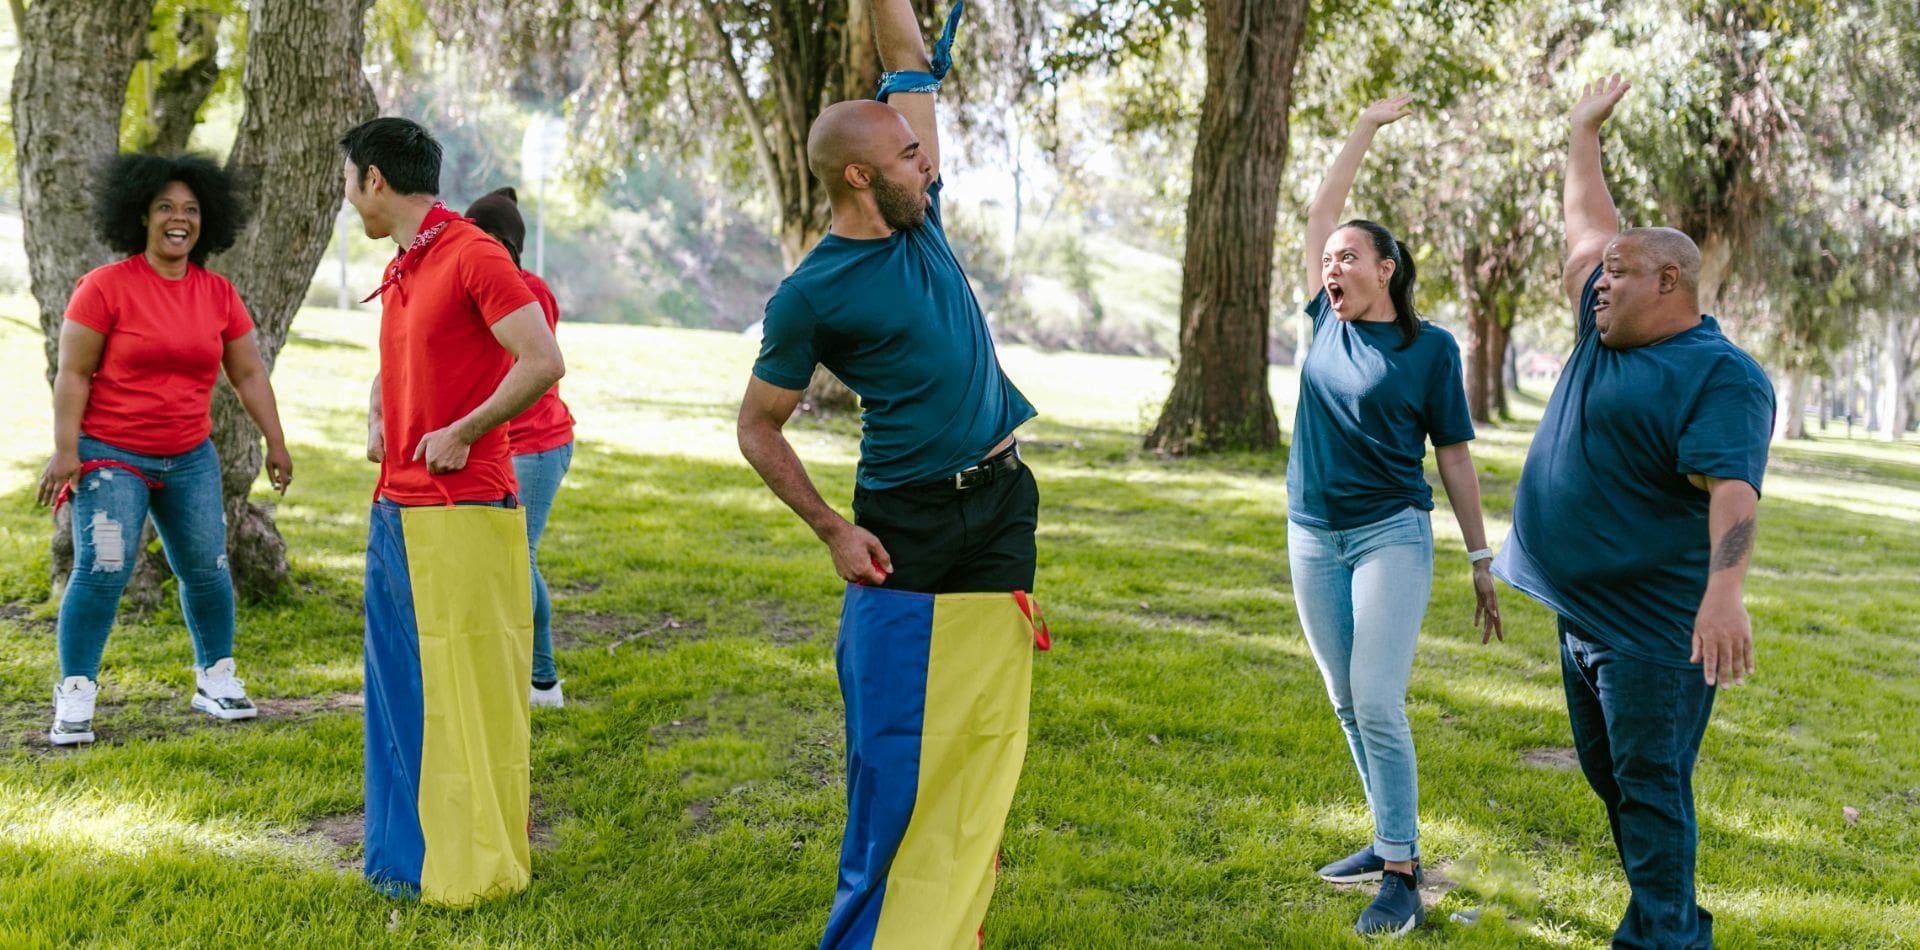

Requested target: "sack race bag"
[
  {"left": 821, "top": 584, "right": 1050, "bottom": 949},
  {"left": 362, "top": 501, "right": 534, "bottom": 906}
]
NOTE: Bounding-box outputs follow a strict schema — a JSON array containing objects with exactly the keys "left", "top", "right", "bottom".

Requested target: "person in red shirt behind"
[
  {"left": 343, "top": 117, "right": 563, "bottom": 902},
  {"left": 35, "top": 153, "right": 293, "bottom": 747},
  {"left": 465, "top": 187, "right": 576, "bottom": 709}
]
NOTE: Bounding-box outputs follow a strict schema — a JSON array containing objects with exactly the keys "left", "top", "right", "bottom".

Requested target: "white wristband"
[{"left": 1467, "top": 548, "right": 1494, "bottom": 564}]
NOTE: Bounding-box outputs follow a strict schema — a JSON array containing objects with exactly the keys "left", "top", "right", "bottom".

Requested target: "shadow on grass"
[{"left": 0, "top": 415, "right": 1915, "bottom": 944}]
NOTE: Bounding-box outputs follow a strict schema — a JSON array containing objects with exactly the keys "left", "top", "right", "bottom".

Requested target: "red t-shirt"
[
  {"left": 376, "top": 220, "right": 537, "bottom": 505},
  {"left": 66, "top": 255, "right": 254, "bottom": 456},
  {"left": 506, "top": 272, "right": 576, "bottom": 456}
]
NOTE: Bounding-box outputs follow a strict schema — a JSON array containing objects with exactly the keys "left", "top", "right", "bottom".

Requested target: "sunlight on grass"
[{"left": 1, "top": 298, "right": 1917, "bottom": 947}]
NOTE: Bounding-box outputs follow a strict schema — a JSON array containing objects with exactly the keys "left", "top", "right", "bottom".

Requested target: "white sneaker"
[
  {"left": 529, "top": 680, "right": 565, "bottom": 709},
  {"left": 51, "top": 675, "right": 98, "bottom": 746},
  {"left": 192, "top": 658, "right": 258, "bottom": 721}
]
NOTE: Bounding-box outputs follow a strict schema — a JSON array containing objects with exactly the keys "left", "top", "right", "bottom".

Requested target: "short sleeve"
[
  {"left": 1421, "top": 329, "right": 1476, "bottom": 447},
  {"left": 220, "top": 278, "right": 255, "bottom": 342},
  {"left": 923, "top": 177, "right": 946, "bottom": 233},
  {"left": 1677, "top": 355, "right": 1775, "bottom": 495},
  {"left": 460, "top": 236, "right": 538, "bottom": 326},
  {"left": 64, "top": 272, "right": 115, "bottom": 336},
  {"left": 1575, "top": 264, "right": 1603, "bottom": 341},
  {"left": 752, "top": 282, "right": 820, "bottom": 391},
  {"left": 1303, "top": 288, "right": 1331, "bottom": 334}
]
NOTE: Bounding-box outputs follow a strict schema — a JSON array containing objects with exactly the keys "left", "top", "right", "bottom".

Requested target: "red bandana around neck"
[{"left": 362, "top": 201, "right": 462, "bottom": 304}]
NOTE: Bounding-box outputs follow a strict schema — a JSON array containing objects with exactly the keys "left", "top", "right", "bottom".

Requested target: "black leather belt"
[{"left": 924, "top": 443, "right": 1022, "bottom": 492}]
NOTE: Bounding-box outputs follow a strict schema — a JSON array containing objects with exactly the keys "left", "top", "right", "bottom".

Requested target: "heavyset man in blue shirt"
[{"left": 1494, "top": 76, "right": 1775, "bottom": 950}]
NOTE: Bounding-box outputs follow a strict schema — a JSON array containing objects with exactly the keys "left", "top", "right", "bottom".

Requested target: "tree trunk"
[
  {"left": 15, "top": 0, "right": 157, "bottom": 593},
  {"left": 1463, "top": 293, "right": 1493, "bottom": 424},
  {"left": 205, "top": 0, "right": 378, "bottom": 596},
  {"left": 1780, "top": 364, "right": 1808, "bottom": 439},
  {"left": 141, "top": 8, "right": 223, "bottom": 154},
  {"left": 1697, "top": 230, "right": 1733, "bottom": 311},
  {"left": 1881, "top": 310, "right": 1912, "bottom": 441},
  {"left": 1490, "top": 312, "right": 1511, "bottom": 419},
  {"left": 1144, "top": 0, "right": 1308, "bottom": 455}
]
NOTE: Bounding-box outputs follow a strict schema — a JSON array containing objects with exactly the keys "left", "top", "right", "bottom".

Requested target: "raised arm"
[
  {"left": 873, "top": 0, "right": 940, "bottom": 180},
  {"left": 1304, "top": 95, "right": 1412, "bottom": 298},
  {"left": 1564, "top": 75, "right": 1628, "bottom": 302}
]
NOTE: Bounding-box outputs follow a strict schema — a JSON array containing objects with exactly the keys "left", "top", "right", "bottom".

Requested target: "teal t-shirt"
[
  {"left": 753, "top": 180, "right": 1035, "bottom": 490},
  {"left": 1494, "top": 265, "right": 1775, "bottom": 669},
  {"left": 1286, "top": 289, "right": 1476, "bottom": 531}
]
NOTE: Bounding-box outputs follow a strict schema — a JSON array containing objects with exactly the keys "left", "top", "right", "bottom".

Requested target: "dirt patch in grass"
[
  {"left": 604, "top": 613, "right": 708, "bottom": 654},
  {"left": 0, "top": 602, "right": 52, "bottom": 633},
  {"left": 1521, "top": 747, "right": 1580, "bottom": 771},
  {"left": 761, "top": 603, "right": 818, "bottom": 645},
  {"left": 551, "top": 610, "right": 629, "bottom": 648},
  {"left": 0, "top": 691, "right": 363, "bottom": 754},
  {"left": 650, "top": 714, "right": 709, "bottom": 749}
]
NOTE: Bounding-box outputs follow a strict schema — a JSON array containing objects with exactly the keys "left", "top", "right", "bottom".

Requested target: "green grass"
[{"left": 1, "top": 300, "right": 1917, "bottom": 947}]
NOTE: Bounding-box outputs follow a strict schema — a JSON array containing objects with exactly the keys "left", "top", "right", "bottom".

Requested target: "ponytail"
[
  {"left": 1338, "top": 220, "right": 1422, "bottom": 350},
  {"left": 1387, "top": 239, "right": 1419, "bottom": 350}
]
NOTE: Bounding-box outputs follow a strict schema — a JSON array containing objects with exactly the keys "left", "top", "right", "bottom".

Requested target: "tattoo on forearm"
[{"left": 1710, "top": 517, "right": 1756, "bottom": 573}]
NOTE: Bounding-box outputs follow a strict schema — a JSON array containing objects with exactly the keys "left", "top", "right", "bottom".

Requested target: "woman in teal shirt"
[{"left": 1287, "top": 96, "right": 1504, "bottom": 937}]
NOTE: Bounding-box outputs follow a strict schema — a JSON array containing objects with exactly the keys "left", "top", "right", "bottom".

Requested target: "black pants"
[{"left": 852, "top": 460, "right": 1039, "bottom": 594}]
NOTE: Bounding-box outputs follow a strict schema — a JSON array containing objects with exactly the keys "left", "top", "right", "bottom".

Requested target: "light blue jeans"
[
  {"left": 1287, "top": 506, "right": 1434, "bottom": 862},
  {"left": 511, "top": 440, "right": 572, "bottom": 684},
  {"left": 59, "top": 435, "right": 235, "bottom": 679}
]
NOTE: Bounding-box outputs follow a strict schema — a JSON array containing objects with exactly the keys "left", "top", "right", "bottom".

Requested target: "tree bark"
[
  {"left": 1490, "top": 310, "right": 1511, "bottom": 418},
  {"left": 1883, "top": 311, "right": 1916, "bottom": 440},
  {"left": 14, "top": 0, "right": 157, "bottom": 591},
  {"left": 204, "top": 0, "right": 378, "bottom": 597},
  {"left": 141, "top": 8, "right": 224, "bottom": 154},
  {"left": 1144, "top": 0, "right": 1309, "bottom": 455},
  {"left": 1780, "top": 364, "right": 1809, "bottom": 439}
]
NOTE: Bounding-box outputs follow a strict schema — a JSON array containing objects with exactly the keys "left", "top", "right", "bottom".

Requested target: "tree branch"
[
  {"left": 8, "top": 0, "right": 25, "bottom": 38},
  {"left": 695, "top": 0, "right": 785, "bottom": 211}
]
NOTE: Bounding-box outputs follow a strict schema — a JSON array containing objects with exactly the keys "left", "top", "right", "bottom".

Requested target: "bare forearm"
[
  {"left": 1705, "top": 481, "right": 1758, "bottom": 597},
  {"left": 453, "top": 356, "right": 562, "bottom": 444},
  {"left": 1435, "top": 447, "right": 1490, "bottom": 552},
  {"left": 873, "top": 0, "right": 931, "bottom": 71},
  {"left": 51, "top": 371, "right": 92, "bottom": 455},
  {"left": 1310, "top": 124, "right": 1381, "bottom": 227},
  {"left": 229, "top": 372, "right": 287, "bottom": 449},
  {"left": 1565, "top": 123, "right": 1619, "bottom": 246},
  {"left": 738, "top": 422, "right": 851, "bottom": 540}
]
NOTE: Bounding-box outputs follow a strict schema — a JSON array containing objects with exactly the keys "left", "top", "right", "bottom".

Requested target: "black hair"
[
  {"left": 1337, "top": 219, "right": 1421, "bottom": 350},
  {"left": 338, "top": 116, "right": 442, "bottom": 196},
  {"left": 90, "top": 152, "right": 247, "bottom": 266}
]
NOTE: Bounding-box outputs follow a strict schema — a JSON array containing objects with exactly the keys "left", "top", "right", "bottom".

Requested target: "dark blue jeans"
[{"left": 1560, "top": 618, "right": 1716, "bottom": 950}]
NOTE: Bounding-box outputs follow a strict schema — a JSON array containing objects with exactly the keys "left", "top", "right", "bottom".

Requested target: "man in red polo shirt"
[{"left": 340, "top": 116, "right": 563, "bottom": 904}]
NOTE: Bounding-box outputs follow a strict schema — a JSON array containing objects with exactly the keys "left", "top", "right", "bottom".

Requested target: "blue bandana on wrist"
[{"left": 875, "top": 2, "right": 965, "bottom": 102}]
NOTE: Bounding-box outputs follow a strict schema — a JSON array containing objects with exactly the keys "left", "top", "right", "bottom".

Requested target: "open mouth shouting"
[
  {"left": 161, "top": 227, "right": 194, "bottom": 252},
  {"left": 1326, "top": 279, "right": 1346, "bottom": 310}
]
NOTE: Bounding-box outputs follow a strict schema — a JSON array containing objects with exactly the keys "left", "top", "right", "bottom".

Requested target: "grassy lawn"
[{"left": 1, "top": 297, "right": 1916, "bottom": 948}]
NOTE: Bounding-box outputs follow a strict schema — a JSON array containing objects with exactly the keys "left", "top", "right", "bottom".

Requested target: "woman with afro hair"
[{"left": 36, "top": 152, "right": 293, "bottom": 746}]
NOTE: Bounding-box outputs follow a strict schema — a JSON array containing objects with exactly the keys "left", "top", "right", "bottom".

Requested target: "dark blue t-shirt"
[
  {"left": 1286, "top": 289, "right": 1476, "bottom": 530},
  {"left": 1494, "top": 265, "right": 1775, "bottom": 668},
  {"left": 753, "top": 180, "right": 1036, "bottom": 490}
]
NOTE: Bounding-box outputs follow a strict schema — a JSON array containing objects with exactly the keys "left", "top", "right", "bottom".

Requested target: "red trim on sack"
[
  {"left": 1012, "top": 590, "right": 1050, "bottom": 651},
  {"left": 53, "top": 459, "right": 164, "bottom": 515}
]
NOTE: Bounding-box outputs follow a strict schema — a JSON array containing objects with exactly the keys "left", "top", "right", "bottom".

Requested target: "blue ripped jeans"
[
  {"left": 512, "top": 440, "right": 572, "bottom": 684},
  {"left": 58, "top": 435, "right": 235, "bottom": 679},
  {"left": 1287, "top": 506, "right": 1435, "bottom": 862}
]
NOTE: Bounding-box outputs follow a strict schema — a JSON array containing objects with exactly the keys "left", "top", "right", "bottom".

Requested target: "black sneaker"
[{"left": 1355, "top": 869, "right": 1425, "bottom": 937}]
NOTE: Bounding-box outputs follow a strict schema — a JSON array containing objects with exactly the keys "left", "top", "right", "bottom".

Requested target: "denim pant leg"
[
  {"left": 1290, "top": 508, "right": 1433, "bottom": 862},
  {"left": 145, "top": 440, "right": 236, "bottom": 668},
  {"left": 1342, "top": 508, "right": 1433, "bottom": 861},
  {"left": 1289, "top": 520, "right": 1366, "bottom": 808},
  {"left": 57, "top": 445, "right": 155, "bottom": 679},
  {"left": 512, "top": 441, "right": 572, "bottom": 683},
  {"left": 1561, "top": 621, "right": 1717, "bottom": 950}
]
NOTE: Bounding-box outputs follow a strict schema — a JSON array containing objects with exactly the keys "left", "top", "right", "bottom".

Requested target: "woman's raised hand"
[{"left": 1358, "top": 94, "right": 1414, "bottom": 130}]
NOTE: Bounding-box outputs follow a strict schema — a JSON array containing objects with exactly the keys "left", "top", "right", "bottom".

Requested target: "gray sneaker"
[{"left": 50, "top": 675, "right": 98, "bottom": 746}]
